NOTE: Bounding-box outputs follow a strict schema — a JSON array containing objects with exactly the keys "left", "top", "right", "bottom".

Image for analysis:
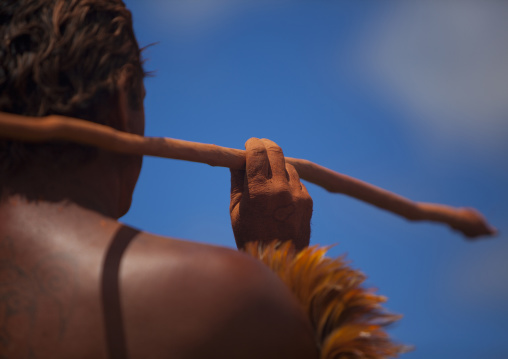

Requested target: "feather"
[{"left": 243, "top": 241, "right": 410, "bottom": 359}]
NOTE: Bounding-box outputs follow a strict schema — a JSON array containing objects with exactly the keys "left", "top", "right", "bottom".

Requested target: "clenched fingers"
[
  {"left": 245, "top": 138, "right": 270, "bottom": 183},
  {"left": 260, "top": 138, "right": 287, "bottom": 181}
]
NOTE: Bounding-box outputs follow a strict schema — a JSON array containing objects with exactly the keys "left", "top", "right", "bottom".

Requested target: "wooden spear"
[{"left": 0, "top": 111, "right": 497, "bottom": 238}]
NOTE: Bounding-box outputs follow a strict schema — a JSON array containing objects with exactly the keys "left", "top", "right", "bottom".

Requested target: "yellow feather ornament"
[{"left": 244, "top": 241, "right": 410, "bottom": 359}]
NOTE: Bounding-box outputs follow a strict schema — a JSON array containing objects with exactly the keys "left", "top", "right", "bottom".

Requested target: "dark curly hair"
[{"left": 0, "top": 0, "right": 146, "bottom": 178}]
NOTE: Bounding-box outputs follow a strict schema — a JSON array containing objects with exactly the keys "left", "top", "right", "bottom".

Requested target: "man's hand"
[{"left": 230, "top": 138, "right": 313, "bottom": 251}]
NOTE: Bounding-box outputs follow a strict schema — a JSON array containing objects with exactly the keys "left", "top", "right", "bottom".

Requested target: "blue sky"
[{"left": 121, "top": 1, "right": 508, "bottom": 357}]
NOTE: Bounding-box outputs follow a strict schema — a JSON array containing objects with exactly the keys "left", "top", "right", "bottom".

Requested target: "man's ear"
[
  {"left": 111, "top": 64, "right": 145, "bottom": 134},
  {"left": 112, "top": 66, "right": 134, "bottom": 133}
]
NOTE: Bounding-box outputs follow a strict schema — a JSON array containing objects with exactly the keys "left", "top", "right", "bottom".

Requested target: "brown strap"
[{"left": 101, "top": 225, "right": 139, "bottom": 359}]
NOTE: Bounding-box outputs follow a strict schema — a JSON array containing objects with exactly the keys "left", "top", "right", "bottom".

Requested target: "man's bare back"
[{"left": 0, "top": 197, "right": 317, "bottom": 358}]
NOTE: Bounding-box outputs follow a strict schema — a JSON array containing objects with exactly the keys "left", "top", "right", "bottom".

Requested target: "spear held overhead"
[{"left": 0, "top": 111, "right": 497, "bottom": 239}]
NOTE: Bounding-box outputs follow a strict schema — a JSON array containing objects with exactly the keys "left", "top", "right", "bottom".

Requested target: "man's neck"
[{"left": 0, "top": 155, "right": 131, "bottom": 219}]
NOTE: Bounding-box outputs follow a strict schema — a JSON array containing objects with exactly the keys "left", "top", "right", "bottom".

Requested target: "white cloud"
[
  {"left": 141, "top": 0, "right": 287, "bottom": 37},
  {"left": 139, "top": 0, "right": 240, "bottom": 36},
  {"left": 354, "top": 1, "right": 508, "bottom": 154}
]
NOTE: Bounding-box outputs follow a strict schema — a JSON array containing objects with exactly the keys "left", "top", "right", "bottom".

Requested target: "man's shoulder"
[
  {"left": 122, "top": 230, "right": 293, "bottom": 309},
  {"left": 123, "top": 230, "right": 266, "bottom": 281},
  {"left": 122, "top": 232, "right": 318, "bottom": 358}
]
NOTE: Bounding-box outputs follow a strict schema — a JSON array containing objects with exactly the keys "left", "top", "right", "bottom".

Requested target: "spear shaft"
[{"left": 0, "top": 111, "right": 496, "bottom": 238}]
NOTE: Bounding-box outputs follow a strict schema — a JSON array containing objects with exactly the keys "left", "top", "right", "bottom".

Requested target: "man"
[{"left": 0, "top": 0, "right": 316, "bottom": 358}]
